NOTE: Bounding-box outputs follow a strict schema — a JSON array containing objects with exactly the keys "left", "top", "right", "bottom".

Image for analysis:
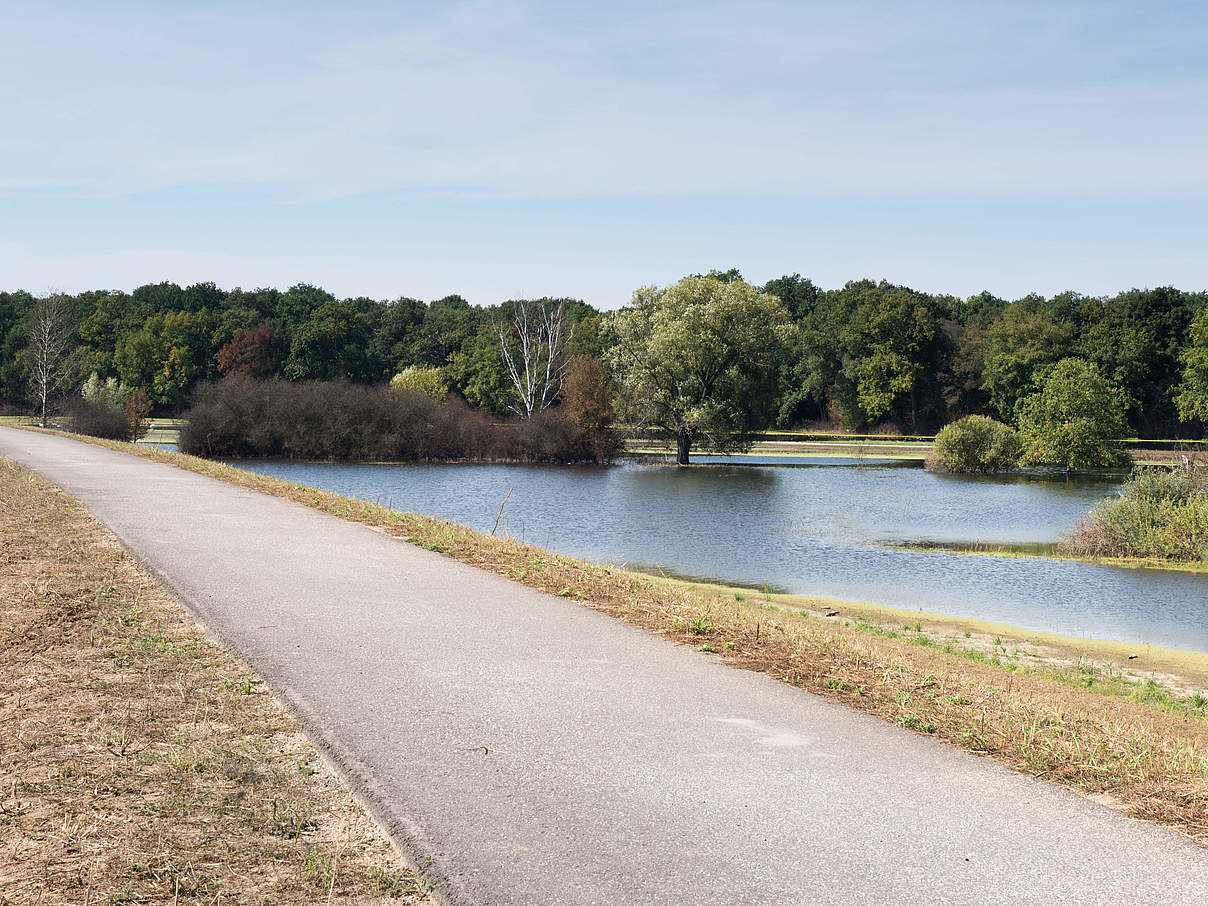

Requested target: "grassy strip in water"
[
  {"left": 19, "top": 427, "right": 1208, "bottom": 845},
  {"left": 888, "top": 539, "right": 1208, "bottom": 575},
  {"left": 0, "top": 457, "right": 431, "bottom": 905}
]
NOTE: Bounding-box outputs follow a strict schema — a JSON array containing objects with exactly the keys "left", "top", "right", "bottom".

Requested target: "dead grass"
[{"left": 0, "top": 457, "right": 432, "bottom": 905}]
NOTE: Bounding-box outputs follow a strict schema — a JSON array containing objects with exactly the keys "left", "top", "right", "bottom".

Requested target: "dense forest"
[{"left": 2, "top": 274, "right": 1206, "bottom": 439}]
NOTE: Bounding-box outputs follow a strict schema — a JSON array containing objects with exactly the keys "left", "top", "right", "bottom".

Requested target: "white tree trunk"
[
  {"left": 29, "top": 294, "right": 77, "bottom": 427},
  {"left": 499, "top": 300, "right": 571, "bottom": 417}
]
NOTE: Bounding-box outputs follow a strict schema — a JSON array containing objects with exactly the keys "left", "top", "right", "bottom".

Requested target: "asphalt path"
[{"left": 3, "top": 426, "right": 1206, "bottom": 905}]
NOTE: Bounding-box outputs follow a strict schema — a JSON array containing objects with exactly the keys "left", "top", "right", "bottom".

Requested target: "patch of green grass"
[
  {"left": 221, "top": 676, "right": 265, "bottom": 695},
  {"left": 896, "top": 714, "right": 937, "bottom": 733},
  {"left": 831, "top": 611, "right": 1208, "bottom": 720},
  {"left": 269, "top": 800, "right": 316, "bottom": 840}
]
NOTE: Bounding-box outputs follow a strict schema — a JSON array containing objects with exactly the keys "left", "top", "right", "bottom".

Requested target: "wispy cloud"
[
  {"left": 3, "top": 1, "right": 1205, "bottom": 202},
  {"left": 1, "top": 1, "right": 1205, "bottom": 304}
]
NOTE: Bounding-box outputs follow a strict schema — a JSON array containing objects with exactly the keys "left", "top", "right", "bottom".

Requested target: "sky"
[{"left": 1, "top": 0, "right": 1206, "bottom": 308}]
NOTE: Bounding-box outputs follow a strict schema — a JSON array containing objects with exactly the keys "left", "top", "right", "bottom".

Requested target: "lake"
[{"left": 229, "top": 456, "right": 1208, "bottom": 652}]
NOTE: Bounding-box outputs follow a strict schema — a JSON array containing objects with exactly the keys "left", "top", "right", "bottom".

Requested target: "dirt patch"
[{"left": 0, "top": 458, "right": 432, "bottom": 905}]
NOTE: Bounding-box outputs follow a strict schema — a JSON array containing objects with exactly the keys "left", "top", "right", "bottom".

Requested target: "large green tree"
[
  {"left": 762, "top": 273, "right": 821, "bottom": 320},
  {"left": 1017, "top": 357, "right": 1130, "bottom": 474},
  {"left": 447, "top": 324, "right": 515, "bottom": 413},
  {"left": 409, "top": 295, "right": 481, "bottom": 367},
  {"left": 283, "top": 298, "right": 384, "bottom": 382},
  {"left": 0, "top": 290, "right": 35, "bottom": 402},
  {"left": 114, "top": 310, "right": 212, "bottom": 407},
  {"left": 1174, "top": 308, "right": 1208, "bottom": 425},
  {"left": 839, "top": 285, "right": 940, "bottom": 427},
  {"left": 606, "top": 275, "right": 793, "bottom": 464},
  {"left": 983, "top": 302, "right": 1073, "bottom": 423}
]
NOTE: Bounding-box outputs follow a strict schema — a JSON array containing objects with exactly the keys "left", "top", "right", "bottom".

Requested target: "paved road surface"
[{"left": 3, "top": 426, "right": 1206, "bottom": 905}]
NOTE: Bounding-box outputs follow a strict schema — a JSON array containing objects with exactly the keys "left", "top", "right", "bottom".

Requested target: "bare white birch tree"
[
  {"left": 28, "top": 292, "right": 78, "bottom": 427},
  {"left": 498, "top": 299, "right": 571, "bottom": 417}
]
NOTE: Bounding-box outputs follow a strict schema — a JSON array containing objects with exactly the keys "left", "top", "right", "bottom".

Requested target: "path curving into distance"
[{"left": 2, "top": 426, "right": 1205, "bottom": 905}]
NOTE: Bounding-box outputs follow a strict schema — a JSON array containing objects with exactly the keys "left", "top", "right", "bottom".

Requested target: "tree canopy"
[
  {"left": 606, "top": 275, "right": 794, "bottom": 463},
  {"left": 1175, "top": 308, "right": 1208, "bottom": 425},
  {"left": 0, "top": 276, "right": 1204, "bottom": 447}
]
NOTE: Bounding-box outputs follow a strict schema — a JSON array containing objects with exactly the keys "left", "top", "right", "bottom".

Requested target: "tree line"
[{"left": 2, "top": 273, "right": 1207, "bottom": 444}]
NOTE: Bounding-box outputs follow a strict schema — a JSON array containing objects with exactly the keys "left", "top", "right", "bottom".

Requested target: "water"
[{"left": 229, "top": 456, "right": 1208, "bottom": 651}]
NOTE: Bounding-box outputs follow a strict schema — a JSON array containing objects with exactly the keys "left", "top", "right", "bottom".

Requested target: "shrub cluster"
[
  {"left": 71, "top": 372, "right": 152, "bottom": 442},
  {"left": 68, "top": 397, "right": 147, "bottom": 442},
  {"left": 926, "top": 415, "right": 1021, "bottom": 473},
  {"left": 1061, "top": 467, "right": 1208, "bottom": 564},
  {"left": 179, "top": 377, "right": 620, "bottom": 463}
]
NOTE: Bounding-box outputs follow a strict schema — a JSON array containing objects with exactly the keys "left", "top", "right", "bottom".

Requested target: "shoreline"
[
  {"left": 667, "top": 576, "right": 1208, "bottom": 695},
  {"left": 29, "top": 424, "right": 1208, "bottom": 659}
]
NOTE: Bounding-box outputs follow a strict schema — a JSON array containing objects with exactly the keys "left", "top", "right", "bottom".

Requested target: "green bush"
[
  {"left": 1061, "top": 467, "right": 1208, "bottom": 564},
  {"left": 927, "top": 415, "right": 1021, "bottom": 473}
]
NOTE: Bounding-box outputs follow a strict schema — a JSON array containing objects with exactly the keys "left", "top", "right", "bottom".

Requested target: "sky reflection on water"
[{"left": 230, "top": 457, "right": 1208, "bottom": 652}]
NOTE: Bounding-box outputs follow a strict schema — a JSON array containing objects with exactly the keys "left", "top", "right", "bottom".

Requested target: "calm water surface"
[{"left": 231, "top": 457, "right": 1208, "bottom": 651}]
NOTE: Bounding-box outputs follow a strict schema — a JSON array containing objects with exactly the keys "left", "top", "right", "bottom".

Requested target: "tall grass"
[
  {"left": 179, "top": 377, "right": 620, "bottom": 462},
  {"left": 1061, "top": 467, "right": 1208, "bottom": 564}
]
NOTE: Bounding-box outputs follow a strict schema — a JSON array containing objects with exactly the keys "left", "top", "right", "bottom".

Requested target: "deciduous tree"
[
  {"left": 983, "top": 303, "right": 1073, "bottom": 423},
  {"left": 1174, "top": 308, "right": 1208, "bottom": 425},
  {"left": 217, "top": 325, "right": 276, "bottom": 378},
  {"left": 561, "top": 354, "right": 614, "bottom": 436},
  {"left": 390, "top": 364, "right": 449, "bottom": 401},
  {"left": 498, "top": 299, "right": 571, "bottom": 417},
  {"left": 1017, "top": 358, "right": 1130, "bottom": 475},
  {"left": 28, "top": 293, "right": 79, "bottom": 427},
  {"left": 606, "top": 275, "right": 793, "bottom": 464}
]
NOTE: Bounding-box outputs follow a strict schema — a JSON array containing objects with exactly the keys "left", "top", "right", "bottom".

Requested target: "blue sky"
[{"left": 1, "top": 0, "right": 1205, "bottom": 308}]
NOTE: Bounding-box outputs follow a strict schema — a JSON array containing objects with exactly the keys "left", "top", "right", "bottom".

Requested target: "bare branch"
[
  {"left": 28, "top": 292, "right": 79, "bottom": 427},
  {"left": 498, "top": 300, "right": 572, "bottom": 418}
]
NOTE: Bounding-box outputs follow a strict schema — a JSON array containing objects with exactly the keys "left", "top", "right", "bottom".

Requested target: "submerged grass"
[
  {"left": 887, "top": 539, "right": 1208, "bottom": 575},
  {"left": 0, "top": 456, "right": 431, "bottom": 905},
  {"left": 17, "top": 428, "right": 1208, "bottom": 846}
]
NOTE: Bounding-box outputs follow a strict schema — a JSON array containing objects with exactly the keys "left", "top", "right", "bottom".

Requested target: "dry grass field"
[{"left": 0, "top": 457, "right": 431, "bottom": 905}]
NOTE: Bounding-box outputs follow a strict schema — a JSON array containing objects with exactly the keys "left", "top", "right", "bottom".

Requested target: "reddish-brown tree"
[
  {"left": 217, "top": 325, "right": 275, "bottom": 378},
  {"left": 561, "top": 354, "right": 614, "bottom": 435}
]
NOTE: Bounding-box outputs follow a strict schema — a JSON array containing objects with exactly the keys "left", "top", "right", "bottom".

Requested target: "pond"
[{"left": 229, "top": 457, "right": 1208, "bottom": 652}]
